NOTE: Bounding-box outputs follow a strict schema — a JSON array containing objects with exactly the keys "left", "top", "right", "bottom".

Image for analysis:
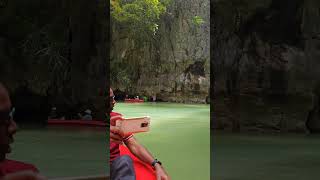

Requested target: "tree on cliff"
[
  {"left": 111, "top": 0, "right": 169, "bottom": 36},
  {"left": 110, "top": 0, "right": 169, "bottom": 90}
]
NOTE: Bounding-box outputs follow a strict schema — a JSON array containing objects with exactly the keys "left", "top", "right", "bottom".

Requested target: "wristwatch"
[{"left": 151, "top": 159, "right": 162, "bottom": 168}]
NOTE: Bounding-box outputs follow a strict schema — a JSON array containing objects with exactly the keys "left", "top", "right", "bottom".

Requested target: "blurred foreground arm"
[{"left": 1, "top": 171, "right": 46, "bottom": 180}]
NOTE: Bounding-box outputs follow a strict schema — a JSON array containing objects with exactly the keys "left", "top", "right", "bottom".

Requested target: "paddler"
[{"left": 109, "top": 88, "right": 169, "bottom": 180}]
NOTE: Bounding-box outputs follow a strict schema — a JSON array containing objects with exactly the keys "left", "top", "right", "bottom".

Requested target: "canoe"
[
  {"left": 47, "top": 119, "right": 107, "bottom": 127},
  {"left": 124, "top": 99, "right": 144, "bottom": 103},
  {"left": 119, "top": 145, "right": 156, "bottom": 180}
]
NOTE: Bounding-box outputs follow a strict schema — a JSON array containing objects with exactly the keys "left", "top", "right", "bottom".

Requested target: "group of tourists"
[{"left": 48, "top": 107, "right": 93, "bottom": 121}]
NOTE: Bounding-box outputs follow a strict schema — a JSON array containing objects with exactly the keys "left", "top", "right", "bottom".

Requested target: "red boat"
[
  {"left": 120, "top": 145, "right": 156, "bottom": 180},
  {"left": 47, "top": 119, "right": 107, "bottom": 127},
  {"left": 124, "top": 99, "right": 144, "bottom": 103}
]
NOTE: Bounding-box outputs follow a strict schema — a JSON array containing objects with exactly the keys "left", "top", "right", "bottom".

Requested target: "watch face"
[{"left": 152, "top": 159, "right": 162, "bottom": 167}]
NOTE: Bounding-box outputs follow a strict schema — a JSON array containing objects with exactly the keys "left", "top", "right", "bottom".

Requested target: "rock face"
[
  {"left": 0, "top": 0, "right": 108, "bottom": 121},
  {"left": 212, "top": 0, "right": 320, "bottom": 132},
  {"left": 111, "top": 0, "right": 210, "bottom": 103}
]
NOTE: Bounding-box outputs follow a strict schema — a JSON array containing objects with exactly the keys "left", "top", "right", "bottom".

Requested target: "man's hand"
[
  {"left": 155, "top": 164, "right": 170, "bottom": 180},
  {"left": 110, "top": 125, "right": 122, "bottom": 144}
]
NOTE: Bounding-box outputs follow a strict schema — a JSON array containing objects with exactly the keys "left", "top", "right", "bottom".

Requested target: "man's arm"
[
  {"left": 1, "top": 171, "right": 46, "bottom": 180},
  {"left": 110, "top": 123, "right": 170, "bottom": 180},
  {"left": 124, "top": 137, "right": 169, "bottom": 180},
  {"left": 124, "top": 136, "right": 155, "bottom": 165}
]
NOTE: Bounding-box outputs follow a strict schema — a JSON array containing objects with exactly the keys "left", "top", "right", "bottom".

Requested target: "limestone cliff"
[
  {"left": 212, "top": 0, "right": 320, "bottom": 132},
  {"left": 111, "top": 0, "right": 210, "bottom": 103},
  {"left": 0, "top": 0, "right": 108, "bottom": 122}
]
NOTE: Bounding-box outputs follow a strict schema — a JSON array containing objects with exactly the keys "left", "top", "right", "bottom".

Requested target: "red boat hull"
[
  {"left": 47, "top": 119, "right": 107, "bottom": 127},
  {"left": 124, "top": 99, "right": 144, "bottom": 103},
  {"left": 120, "top": 145, "right": 156, "bottom": 180}
]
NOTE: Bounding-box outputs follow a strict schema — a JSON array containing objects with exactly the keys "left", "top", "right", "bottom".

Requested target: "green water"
[
  {"left": 8, "top": 127, "right": 107, "bottom": 178},
  {"left": 212, "top": 132, "right": 320, "bottom": 180},
  {"left": 6, "top": 102, "right": 209, "bottom": 179},
  {"left": 114, "top": 102, "right": 210, "bottom": 180}
]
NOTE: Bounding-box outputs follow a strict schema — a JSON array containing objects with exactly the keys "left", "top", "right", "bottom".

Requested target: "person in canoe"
[
  {"left": 81, "top": 109, "right": 93, "bottom": 121},
  {"left": 109, "top": 88, "right": 169, "bottom": 180},
  {"left": 0, "top": 82, "right": 43, "bottom": 178}
]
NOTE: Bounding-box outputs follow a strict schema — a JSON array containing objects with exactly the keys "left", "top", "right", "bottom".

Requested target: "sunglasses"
[
  {"left": 110, "top": 96, "right": 115, "bottom": 102},
  {"left": 0, "top": 107, "right": 14, "bottom": 121}
]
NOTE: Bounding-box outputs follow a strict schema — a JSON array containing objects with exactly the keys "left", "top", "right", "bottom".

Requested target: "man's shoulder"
[
  {"left": 110, "top": 112, "right": 122, "bottom": 116},
  {"left": 0, "top": 159, "right": 38, "bottom": 175}
]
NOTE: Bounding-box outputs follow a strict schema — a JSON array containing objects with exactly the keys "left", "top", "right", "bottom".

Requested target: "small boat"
[
  {"left": 120, "top": 145, "right": 156, "bottom": 180},
  {"left": 124, "top": 99, "right": 144, "bottom": 103},
  {"left": 47, "top": 119, "right": 107, "bottom": 127}
]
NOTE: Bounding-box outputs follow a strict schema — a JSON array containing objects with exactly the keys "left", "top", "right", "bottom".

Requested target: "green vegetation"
[
  {"left": 110, "top": 0, "right": 171, "bottom": 90},
  {"left": 111, "top": 0, "right": 169, "bottom": 35},
  {"left": 192, "top": 15, "right": 205, "bottom": 26}
]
